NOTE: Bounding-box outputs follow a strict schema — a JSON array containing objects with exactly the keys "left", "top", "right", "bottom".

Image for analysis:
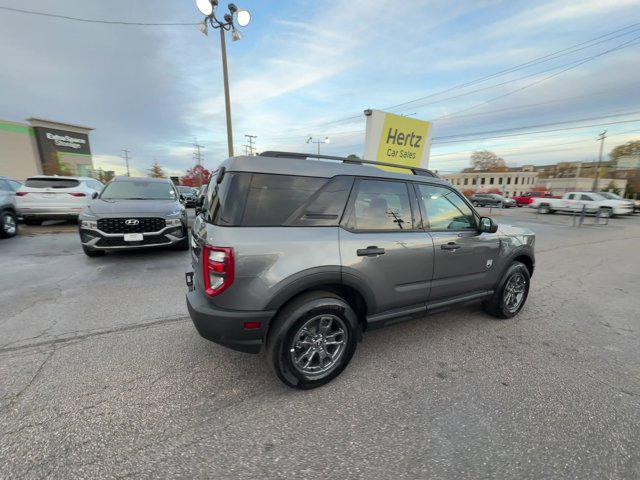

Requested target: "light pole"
[
  {"left": 592, "top": 130, "right": 607, "bottom": 192},
  {"left": 306, "top": 136, "right": 330, "bottom": 156},
  {"left": 196, "top": 0, "right": 251, "bottom": 158}
]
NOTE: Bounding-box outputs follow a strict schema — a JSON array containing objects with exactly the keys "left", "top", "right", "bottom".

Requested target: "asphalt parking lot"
[{"left": 1, "top": 208, "right": 640, "bottom": 479}]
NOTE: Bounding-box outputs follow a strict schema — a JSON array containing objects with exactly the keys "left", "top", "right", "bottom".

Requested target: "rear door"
[
  {"left": 415, "top": 183, "right": 501, "bottom": 302},
  {"left": 339, "top": 178, "right": 434, "bottom": 314}
]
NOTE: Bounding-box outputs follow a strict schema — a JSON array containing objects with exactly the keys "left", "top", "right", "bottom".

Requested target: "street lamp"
[
  {"left": 306, "top": 136, "right": 330, "bottom": 156},
  {"left": 195, "top": 0, "right": 251, "bottom": 158}
]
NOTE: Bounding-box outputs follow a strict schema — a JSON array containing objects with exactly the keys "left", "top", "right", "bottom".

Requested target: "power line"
[
  {"left": 0, "top": 5, "right": 197, "bottom": 26},
  {"left": 244, "top": 134, "right": 257, "bottom": 155},
  {"left": 271, "top": 21, "right": 640, "bottom": 133}
]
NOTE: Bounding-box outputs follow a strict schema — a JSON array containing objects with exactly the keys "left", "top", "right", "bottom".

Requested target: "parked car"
[
  {"left": 0, "top": 176, "right": 20, "bottom": 238},
  {"left": 178, "top": 185, "right": 198, "bottom": 207},
  {"left": 470, "top": 193, "right": 516, "bottom": 208},
  {"left": 78, "top": 176, "right": 189, "bottom": 256},
  {"left": 195, "top": 184, "right": 208, "bottom": 215},
  {"left": 186, "top": 152, "right": 535, "bottom": 389},
  {"left": 511, "top": 191, "right": 559, "bottom": 207},
  {"left": 16, "top": 176, "right": 104, "bottom": 224},
  {"left": 530, "top": 191, "right": 633, "bottom": 217},
  {"left": 597, "top": 191, "right": 636, "bottom": 214}
]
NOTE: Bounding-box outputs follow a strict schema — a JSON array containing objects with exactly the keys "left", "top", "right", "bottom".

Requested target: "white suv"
[{"left": 16, "top": 176, "right": 104, "bottom": 224}]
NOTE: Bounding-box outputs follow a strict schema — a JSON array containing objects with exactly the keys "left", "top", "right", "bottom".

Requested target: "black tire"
[
  {"left": 483, "top": 262, "right": 530, "bottom": 319},
  {"left": 0, "top": 210, "right": 18, "bottom": 238},
  {"left": 82, "top": 245, "right": 105, "bottom": 257},
  {"left": 23, "top": 217, "right": 42, "bottom": 226},
  {"left": 172, "top": 236, "right": 189, "bottom": 251},
  {"left": 266, "top": 291, "right": 359, "bottom": 390},
  {"left": 598, "top": 207, "right": 613, "bottom": 218},
  {"left": 538, "top": 204, "right": 552, "bottom": 214}
]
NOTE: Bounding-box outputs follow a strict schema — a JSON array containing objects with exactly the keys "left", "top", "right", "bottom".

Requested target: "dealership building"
[{"left": 0, "top": 117, "right": 94, "bottom": 181}]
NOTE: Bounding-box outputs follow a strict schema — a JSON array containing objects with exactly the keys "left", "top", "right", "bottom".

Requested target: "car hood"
[{"left": 85, "top": 199, "right": 180, "bottom": 215}]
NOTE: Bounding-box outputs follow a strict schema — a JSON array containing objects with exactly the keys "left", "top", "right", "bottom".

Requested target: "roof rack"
[{"left": 258, "top": 151, "right": 438, "bottom": 178}]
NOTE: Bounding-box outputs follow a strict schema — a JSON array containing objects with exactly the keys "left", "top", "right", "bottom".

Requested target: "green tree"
[
  {"left": 97, "top": 169, "right": 115, "bottom": 183},
  {"left": 601, "top": 180, "right": 621, "bottom": 196},
  {"left": 346, "top": 154, "right": 361, "bottom": 160},
  {"left": 148, "top": 161, "right": 167, "bottom": 178},
  {"left": 466, "top": 150, "right": 508, "bottom": 172}
]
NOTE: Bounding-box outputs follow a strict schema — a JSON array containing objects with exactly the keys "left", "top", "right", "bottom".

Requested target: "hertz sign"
[{"left": 364, "top": 109, "right": 432, "bottom": 172}]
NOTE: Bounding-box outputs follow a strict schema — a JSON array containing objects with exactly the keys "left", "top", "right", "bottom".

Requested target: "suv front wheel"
[
  {"left": 267, "top": 291, "right": 359, "bottom": 389},
  {"left": 483, "top": 261, "right": 530, "bottom": 318}
]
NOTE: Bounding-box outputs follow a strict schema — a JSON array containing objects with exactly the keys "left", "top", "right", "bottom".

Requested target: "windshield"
[
  {"left": 100, "top": 180, "right": 177, "bottom": 200},
  {"left": 599, "top": 192, "right": 621, "bottom": 200}
]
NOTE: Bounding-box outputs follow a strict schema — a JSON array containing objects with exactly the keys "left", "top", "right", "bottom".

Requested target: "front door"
[
  {"left": 415, "top": 183, "right": 501, "bottom": 302},
  {"left": 340, "top": 178, "right": 434, "bottom": 314}
]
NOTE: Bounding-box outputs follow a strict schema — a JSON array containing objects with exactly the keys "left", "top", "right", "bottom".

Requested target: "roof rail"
[{"left": 258, "top": 151, "right": 438, "bottom": 178}]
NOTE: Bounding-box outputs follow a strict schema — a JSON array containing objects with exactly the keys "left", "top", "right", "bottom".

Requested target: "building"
[
  {"left": 0, "top": 117, "right": 94, "bottom": 181},
  {"left": 441, "top": 168, "right": 540, "bottom": 197},
  {"left": 541, "top": 177, "right": 627, "bottom": 196}
]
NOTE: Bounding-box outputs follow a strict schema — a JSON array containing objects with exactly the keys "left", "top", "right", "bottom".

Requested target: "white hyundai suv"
[{"left": 16, "top": 176, "right": 104, "bottom": 224}]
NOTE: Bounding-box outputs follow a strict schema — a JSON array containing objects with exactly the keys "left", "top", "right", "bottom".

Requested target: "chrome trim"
[
  {"left": 80, "top": 223, "right": 182, "bottom": 237},
  {"left": 83, "top": 233, "right": 182, "bottom": 249}
]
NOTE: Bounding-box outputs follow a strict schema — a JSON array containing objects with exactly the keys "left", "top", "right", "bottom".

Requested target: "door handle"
[
  {"left": 357, "top": 246, "right": 386, "bottom": 257},
  {"left": 441, "top": 242, "right": 461, "bottom": 251}
]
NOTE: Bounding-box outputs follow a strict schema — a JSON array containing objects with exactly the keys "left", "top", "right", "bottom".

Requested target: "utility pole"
[
  {"left": 592, "top": 131, "right": 607, "bottom": 191},
  {"left": 193, "top": 142, "right": 205, "bottom": 186},
  {"left": 122, "top": 149, "right": 131, "bottom": 177},
  {"left": 244, "top": 134, "right": 257, "bottom": 155}
]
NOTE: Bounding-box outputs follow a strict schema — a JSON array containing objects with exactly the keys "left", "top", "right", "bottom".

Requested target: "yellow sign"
[{"left": 364, "top": 110, "right": 432, "bottom": 172}]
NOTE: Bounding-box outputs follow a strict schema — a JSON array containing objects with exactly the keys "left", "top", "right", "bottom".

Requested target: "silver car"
[
  {"left": 78, "top": 176, "right": 189, "bottom": 257},
  {"left": 186, "top": 152, "right": 536, "bottom": 389},
  {"left": 16, "top": 175, "right": 103, "bottom": 224},
  {"left": 0, "top": 176, "right": 20, "bottom": 238}
]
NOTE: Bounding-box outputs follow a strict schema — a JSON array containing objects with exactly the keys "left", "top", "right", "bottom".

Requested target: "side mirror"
[
  {"left": 91, "top": 191, "right": 99, "bottom": 199},
  {"left": 479, "top": 216, "right": 498, "bottom": 233}
]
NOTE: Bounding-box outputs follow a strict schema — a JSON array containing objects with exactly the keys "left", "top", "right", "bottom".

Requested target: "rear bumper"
[
  {"left": 186, "top": 287, "right": 276, "bottom": 354},
  {"left": 19, "top": 206, "right": 84, "bottom": 218}
]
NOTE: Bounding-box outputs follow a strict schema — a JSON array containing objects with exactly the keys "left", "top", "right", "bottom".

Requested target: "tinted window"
[
  {"left": 580, "top": 194, "right": 593, "bottom": 201},
  {"left": 0, "top": 179, "right": 11, "bottom": 191},
  {"left": 346, "top": 180, "right": 413, "bottom": 231},
  {"left": 418, "top": 184, "right": 475, "bottom": 230},
  {"left": 211, "top": 173, "right": 328, "bottom": 226},
  {"left": 25, "top": 178, "right": 80, "bottom": 189},
  {"left": 290, "top": 176, "right": 353, "bottom": 226},
  {"left": 100, "top": 180, "right": 177, "bottom": 200}
]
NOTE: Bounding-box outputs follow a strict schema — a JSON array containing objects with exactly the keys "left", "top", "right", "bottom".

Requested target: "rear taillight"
[
  {"left": 16, "top": 192, "right": 27, "bottom": 196},
  {"left": 203, "top": 245, "right": 234, "bottom": 296},
  {"left": 69, "top": 192, "right": 86, "bottom": 197}
]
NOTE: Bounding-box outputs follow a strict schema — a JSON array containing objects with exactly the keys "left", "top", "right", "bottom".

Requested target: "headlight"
[
  {"left": 166, "top": 219, "right": 182, "bottom": 227},
  {"left": 81, "top": 220, "right": 97, "bottom": 229}
]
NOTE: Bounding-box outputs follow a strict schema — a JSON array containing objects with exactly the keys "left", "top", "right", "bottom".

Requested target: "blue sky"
[{"left": 1, "top": 0, "right": 639, "bottom": 176}]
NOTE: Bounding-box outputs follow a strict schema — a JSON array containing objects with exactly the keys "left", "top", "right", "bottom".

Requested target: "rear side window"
[
  {"left": 345, "top": 179, "right": 413, "bottom": 231},
  {"left": 210, "top": 173, "right": 350, "bottom": 227},
  {"left": 24, "top": 178, "right": 80, "bottom": 189}
]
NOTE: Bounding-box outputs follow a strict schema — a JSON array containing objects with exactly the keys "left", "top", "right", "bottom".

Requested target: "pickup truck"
[
  {"left": 530, "top": 191, "right": 634, "bottom": 217},
  {"left": 511, "top": 191, "right": 559, "bottom": 207}
]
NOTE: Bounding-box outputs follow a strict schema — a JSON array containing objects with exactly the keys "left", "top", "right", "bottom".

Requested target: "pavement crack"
[{"left": 0, "top": 314, "right": 190, "bottom": 355}]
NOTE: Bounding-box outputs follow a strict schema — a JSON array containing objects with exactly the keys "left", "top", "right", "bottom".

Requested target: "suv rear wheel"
[
  {"left": 266, "top": 291, "right": 359, "bottom": 389},
  {"left": 483, "top": 261, "right": 530, "bottom": 318}
]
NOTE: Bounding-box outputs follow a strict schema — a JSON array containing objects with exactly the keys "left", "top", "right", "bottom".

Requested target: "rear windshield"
[
  {"left": 207, "top": 173, "right": 353, "bottom": 227},
  {"left": 100, "top": 180, "right": 177, "bottom": 200},
  {"left": 24, "top": 178, "right": 80, "bottom": 189}
]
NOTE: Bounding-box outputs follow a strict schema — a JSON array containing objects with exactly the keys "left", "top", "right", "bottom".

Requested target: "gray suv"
[
  {"left": 0, "top": 176, "right": 20, "bottom": 238},
  {"left": 186, "top": 152, "right": 535, "bottom": 389},
  {"left": 78, "top": 176, "right": 189, "bottom": 256}
]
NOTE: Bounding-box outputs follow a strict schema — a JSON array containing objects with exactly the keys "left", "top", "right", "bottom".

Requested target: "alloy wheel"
[
  {"left": 289, "top": 314, "right": 348, "bottom": 376},
  {"left": 3, "top": 214, "right": 16, "bottom": 236},
  {"left": 503, "top": 272, "right": 526, "bottom": 312}
]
